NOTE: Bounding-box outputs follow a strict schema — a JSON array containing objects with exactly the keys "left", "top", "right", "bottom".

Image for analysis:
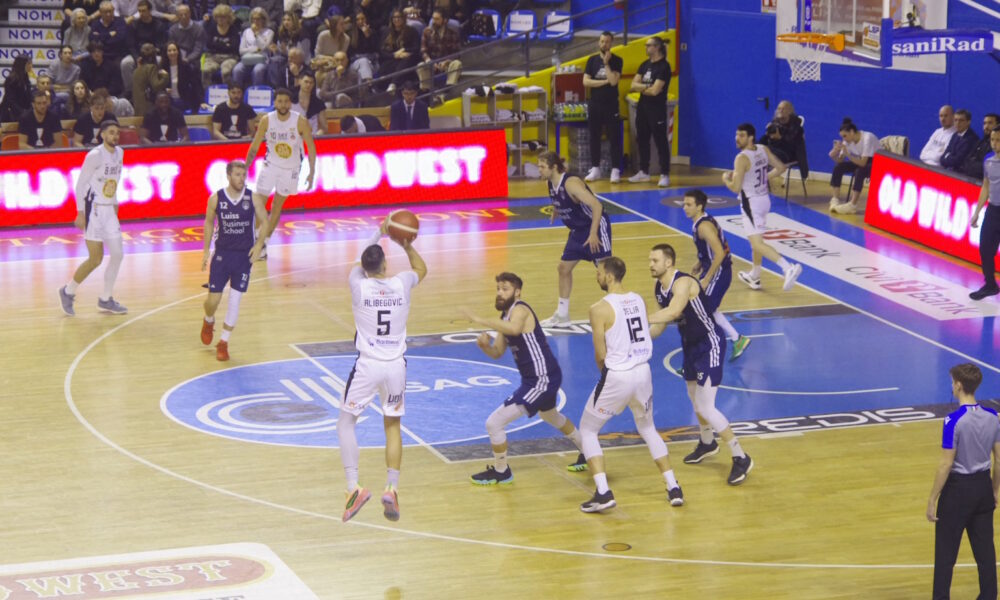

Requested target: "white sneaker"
[
  {"left": 628, "top": 171, "right": 650, "bottom": 183},
  {"left": 658, "top": 175, "right": 670, "bottom": 187},
  {"left": 829, "top": 197, "right": 841, "bottom": 212},
  {"left": 539, "top": 313, "right": 571, "bottom": 327},
  {"left": 832, "top": 201, "right": 858, "bottom": 215},
  {"left": 584, "top": 167, "right": 601, "bottom": 182},
  {"left": 782, "top": 263, "right": 802, "bottom": 291},
  {"left": 737, "top": 271, "right": 762, "bottom": 290},
  {"left": 610, "top": 168, "right": 620, "bottom": 183}
]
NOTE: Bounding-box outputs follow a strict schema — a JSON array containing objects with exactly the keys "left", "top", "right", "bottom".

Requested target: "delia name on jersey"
[
  {"left": 622, "top": 302, "right": 642, "bottom": 316},
  {"left": 363, "top": 297, "right": 404, "bottom": 307}
]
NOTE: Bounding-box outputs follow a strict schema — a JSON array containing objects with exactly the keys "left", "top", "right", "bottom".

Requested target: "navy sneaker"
[
  {"left": 970, "top": 284, "right": 999, "bottom": 301},
  {"left": 580, "top": 489, "right": 616, "bottom": 513},
  {"left": 470, "top": 465, "right": 513, "bottom": 485},
  {"left": 683, "top": 440, "right": 719, "bottom": 464},
  {"left": 667, "top": 485, "right": 684, "bottom": 507},
  {"left": 727, "top": 455, "right": 754, "bottom": 486}
]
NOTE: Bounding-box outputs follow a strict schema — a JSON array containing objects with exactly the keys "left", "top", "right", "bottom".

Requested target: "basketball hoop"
[{"left": 777, "top": 32, "right": 846, "bottom": 83}]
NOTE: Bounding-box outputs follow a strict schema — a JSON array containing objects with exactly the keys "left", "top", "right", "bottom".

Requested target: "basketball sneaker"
[
  {"left": 539, "top": 313, "right": 571, "bottom": 327},
  {"left": 216, "top": 340, "right": 229, "bottom": 361},
  {"left": 658, "top": 175, "right": 670, "bottom": 187},
  {"left": 200, "top": 318, "right": 214, "bottom": 345},
  {"left": 58, "top": 286, "right": 76, "bottom": 316},
  {"left": 580, "top": 489, "right": 616, "bottom": 513},
  {"left": 381, "top": 486, "right": 400, "bottom": 521},
  {"left": 628, "top": 170, "right": 651, "bottom": 183},
  {"left": 97, "top": 297, "right": 128, "bottom": 314},
  {"left": 610, "top": 168, "right": 621, "bottom": 183},
  {"left": 567, "top": 453, "right": 588, "bottom": 472},
  {"left": 667, "top": 485, "right": 684, "bottom": 507},
  {"left": 470, "top": 465, "right": 513, "bottom": 485},
  {"left": 727, "top": 454, "right": 754, "bottom": 486},
  {"left": 730, "top": 335, "right": 751, "bottom": 361},
  {"left": 832, "top": 200, "right": 858, "bottom": 215},
  {"left": 828, "top": 197, "right": 841, "bottom": 212},
  {"left": 970, "top": 284, "right": 1000, "bottom": 300},
  {"left": 683, "top": 440, "right": 719, "bottom": 464},
  {"left": 782, "top": 263, "right": 802, "bottom": 291},
  {"left": 342, "top": 486, "right": 371, "bottom": 522},
  {"left": 737, "top": 271, "right": 761, "bottom": 290},
  {"left": 585, "top": 167, "right": 601, "bottom": 182}
]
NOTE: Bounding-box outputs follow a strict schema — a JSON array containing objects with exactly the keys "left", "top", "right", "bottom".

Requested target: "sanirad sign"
[
  {"left": 891, "top": 30, "right": 993, "bottom": 56},
  {"left": 0, "top": 129, "right": 509, "bottom": 228},
  {"left": 864, "top": 150, "right": 991, "bottom": 266}
]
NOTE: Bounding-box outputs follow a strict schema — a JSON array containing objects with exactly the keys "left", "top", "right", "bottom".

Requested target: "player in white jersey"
[
  {"left": 339, "top": 219, "right": 427, "bottom": 523},
  {"left": 578, "top": 256, "right": 683, "bottom": 513},
  {"left": 722, "top": 123, "right": 802, "bottom": 292},
  {"left": 59, "top": 120, "right": 128, "bottom": 316},
  {"left": 244, "top": 88, "right": 317, "bottom": 260}
]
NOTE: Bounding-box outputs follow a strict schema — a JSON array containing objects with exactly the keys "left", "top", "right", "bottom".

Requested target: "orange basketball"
[{"left": 387, "top": 209, "right": 419, "bottom": 243}]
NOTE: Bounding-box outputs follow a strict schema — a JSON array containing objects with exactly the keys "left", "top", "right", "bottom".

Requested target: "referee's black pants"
[
  {"left": 934, "top": 470, "right": 997, "bottom": 600},
  {"left": 979, "top": 204, "right": 1000, "bottom": 286},
  {"left": 587, "top": 102, "right": 622, "bottom": 170}
]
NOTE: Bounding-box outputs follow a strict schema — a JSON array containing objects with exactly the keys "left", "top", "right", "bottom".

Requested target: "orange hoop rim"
[{"left": 776, "top": 32, "right": 846, "bottom": 53}]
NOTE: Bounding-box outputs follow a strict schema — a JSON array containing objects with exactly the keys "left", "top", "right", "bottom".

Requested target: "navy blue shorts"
[
  {"left": 680, "top": 336, "right": 726, "bottom": 387},
  {"left": 503, "top": 374, "right": 562, "bottom": 417},
  {"left": 701, "top": 265, "right": 732, "bottom": 314},
  {"left": 208, "top": 249, "right": 252, "bottom": 293},
  {"left": 561, "top": 218, "right": 612, "bottom": 263}
]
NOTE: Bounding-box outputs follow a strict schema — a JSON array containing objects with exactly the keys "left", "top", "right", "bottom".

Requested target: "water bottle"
[{"left": 551, "top": 51, "right": 560, "bottom": 70}]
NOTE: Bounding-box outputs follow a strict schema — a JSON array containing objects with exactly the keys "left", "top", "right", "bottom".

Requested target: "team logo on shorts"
[{"left": 275, "top": 143, "right": 293, "bottom": 159}]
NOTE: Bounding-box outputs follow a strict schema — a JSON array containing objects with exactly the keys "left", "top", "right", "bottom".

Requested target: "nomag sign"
[
  {"left": 864, "top": 151, "right": 994, "bottom": 266},
  {"left": 0, "top": 129, "right": 509, "bottom": 228}
]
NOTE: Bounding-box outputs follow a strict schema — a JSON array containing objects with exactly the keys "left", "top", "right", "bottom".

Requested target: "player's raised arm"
[
  {"left": 397, "top": 238, "right": 427, "bottom": 282},
  {"left": 201, "top": 192, "right": 219, "bottom": 270},
  {"left": 244, "top": 113, "right": 268, "bottom": 166},
  {"left": 463, "top": 303, "right": 529, "bottom": 338},
  {"left": 649, "top": 276, "right": 692, "bottom": 325}
]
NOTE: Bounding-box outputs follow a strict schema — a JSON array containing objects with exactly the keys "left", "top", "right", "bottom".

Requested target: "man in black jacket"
[
  {"left": 340, "top": 114, "right": 385, "bottom": 133},
  {"left": 941, "top": 109, "right": 979, "bottom": 173},
  {"left": 759, "top": 100, "right": 807, "bottom": 177},
  {"left": 960, "top": 113, "right": 998, "bottom": 180}
]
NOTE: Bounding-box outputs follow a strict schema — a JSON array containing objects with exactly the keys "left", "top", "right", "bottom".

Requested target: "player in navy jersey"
[
  {"left": 683, "top": 189, "right": 750, "bottom": 361},
  {"left": 199, "top": 160, "right": 268, "bottom": 361},
  {"left": 647, "top": 243, "right": 753, "bottom": 485},
  {"left": 537, "top": 151, "right": 612, "bottom": 327},
  {"left": 463, "top": 272, "right": 587, "bottom": 484}
]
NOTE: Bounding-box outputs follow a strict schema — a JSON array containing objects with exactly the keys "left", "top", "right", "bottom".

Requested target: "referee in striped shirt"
[{"left": 927, "top": 363, "right": 1000, "bottom": 600}]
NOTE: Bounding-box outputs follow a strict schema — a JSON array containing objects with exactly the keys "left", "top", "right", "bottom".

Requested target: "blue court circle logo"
[{"left": 161, "top": 356, "right": 566, "bottom": 448}]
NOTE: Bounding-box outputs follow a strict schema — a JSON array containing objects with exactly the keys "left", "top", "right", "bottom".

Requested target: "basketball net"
[{"left": 786, "top": 41, "right": 828, "bottom": 83}]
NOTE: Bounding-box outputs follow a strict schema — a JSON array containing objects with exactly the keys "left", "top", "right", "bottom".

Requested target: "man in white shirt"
[{"left": 920, "top": 105, "right": 956, "bottom": 166}]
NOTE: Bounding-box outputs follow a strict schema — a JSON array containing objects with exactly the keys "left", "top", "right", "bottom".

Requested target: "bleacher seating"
[
  {"left": 504, "top": 10, "right": 537, "bottom": 40},
  {"left": 538, "top": 11, "right": 573, "bottom": 42}
]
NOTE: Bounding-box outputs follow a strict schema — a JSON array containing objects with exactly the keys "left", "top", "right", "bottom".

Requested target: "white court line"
[
  {"left": 598, "top": 196, "right": 1000, "bottom": 376},
  {"left": 60, "top": 206, "right": 967, "bottom": 571}
]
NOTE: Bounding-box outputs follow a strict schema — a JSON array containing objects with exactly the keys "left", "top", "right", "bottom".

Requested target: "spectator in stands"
[
  {"left": 759, "top": 100, "right": 806, "bottom": 164},
  {"left": 269, "top": 47, "right": 312, "bottom": 94},
  {"left": 961, "top": 113, "right": 1000, "bottom": 181},
  {"left": 286, "top": 0, "right": 322, "bottom": 46},
  {"left": 62, "top": 0, "right": 100, "bottom": 35},
  {"left": 35, "top": 75, "right": 61, "bottom": 117},
  {"left": 73, "top": 90, "right": 118, "bottom": 146},
  {"left": 389, "top": 80, "right": 429, "bottom": 131},
  {"left": 132, "top": 43, "right": 168, "bottom": 117},
  {"left": 160, "top": 41, "right": 203, "bottom": 112},
  {"left": 97, "top": 86, "right": 135, "bottom": 117},
  {"left": 271, "top": 11, "right": 312, "bottom": 69},
  {"left": 628, "top": 35, "right": 671, "bottom": 187},
  {"left": 251, "top": 0, "right": 283, "bottom": 31},
  {"left": 828, "top": 118, "right": 878, "bottom": 215},
  {"left": 89, "top": 1, "right": 130, "bottom": 61},
  {"left": 120, "top": 0, "right": 168, "bottom": 99},
  {"left": 211, "top": 83, "right": 257, "bottom": 140},
  {"left": 67, "top": 79, "right": 92, "bottom": 118},
  {"left": 313, "top": 15, "right": 351, "bottom": 74},
  {"left": 150, "top": 0, "right": 180, "bottom": 22},
  {"left": 403, "top": 5, "right": 426, "bottom": 38},
  {"left": 350, "top": 11, "right": 380, "bottom": 84},
  {"left": 201, "top": 4, "right": 241, "bottom": 87},
  {"left": 233, "top": 7, "right": 273, "bottom": 88},
  {"left": 319, "top": 51, "right": 361, "bottom": 108},
  {"left": 81, "top": 42, "right": 125, "bottom": 97},
  {"left": 65, "top": 9, "right": 94, "bottom": 59},
  {"left": 113, "top": 0, "right": 143, "bottom": 21},
  {"left": 50, "top": 46, "right": 82, "bottom": 108},
  {"left": 358, "top": 0, "right": 394, "bottom": 32},
  {"left": 417, "top": 9, "right": 461, "bottom": 106},
  {"left": 18, "top": 91, "right": 65, "bottom": 150},
  {"left": 340, "top": 113, "right": 385, "bottom": 133},
  {"left": 583, "top": 30, "right": 623, "bottom": 184},
  {"left": 1, "top": 55, "right": 34, "bottom": 124},
  {"left": 920, "top": 105, "right": 956, "bottom": 167},
  {"left": 141, "top": 91, "right": 190, "bottom": 143},
  {"left": 941, "top": 109, "right": 979, "bottom": 173},
  {"left": 292, "top": 72, "right": 325, "bottom": 135},
  {"left": 168, "top": 4, "right": 207, "bottom": 69},
  {"left": 380, "top": 10, "right": 420, "bottom": 94}
]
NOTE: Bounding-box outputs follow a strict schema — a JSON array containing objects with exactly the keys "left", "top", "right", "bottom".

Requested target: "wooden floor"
[{"left": 2, "top": 167, "right": 992, "bottom": 599}]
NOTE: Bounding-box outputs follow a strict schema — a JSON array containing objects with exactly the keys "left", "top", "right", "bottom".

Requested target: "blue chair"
[
  {"left": 188, "top": 126, "right": 212, "bottom": 142},
  {"left": 537, "top": 10, "right": 572, "bottom": 42},
  {"left": 504, "top": 10, "right": 537, "bottom": 40},
  {"left": 245, "top": 85, "right": 274, "bottom": 112},
  {"left": 200, "top": 84, "right": 229, "bottom": 114},
  {"left": 467, "top": 9, "right": 501, "bottom": 42}
]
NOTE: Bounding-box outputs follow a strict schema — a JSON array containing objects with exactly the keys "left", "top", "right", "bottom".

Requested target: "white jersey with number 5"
[
  {"left": 602, "top": 292, "right": 653, "bottom": 371},
  {"left": 264, "top": 109, "right": 302, "bottom": 170},
  {"left": 739, "top": 145, "right": 770, "bottom": 199},
  {"left": 349, "top": 266, "right": 419, "bottom": 360}
]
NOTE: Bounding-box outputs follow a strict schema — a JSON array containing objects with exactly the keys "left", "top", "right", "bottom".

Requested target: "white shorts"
[
  {"left": 84, "top": 203, "right": 122, "bottom": 242},
  {"left": 583, "top": 362, "right": 653, "bottom": 424},
  {"left": 740, "top": 193, "right": 771, "bottom": 236},
  {"left": 340, "top": 355, "right": 406, "bottom": 417},
  {"left": 255, "top": 163, "right": 300, "bottom": 198}
]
